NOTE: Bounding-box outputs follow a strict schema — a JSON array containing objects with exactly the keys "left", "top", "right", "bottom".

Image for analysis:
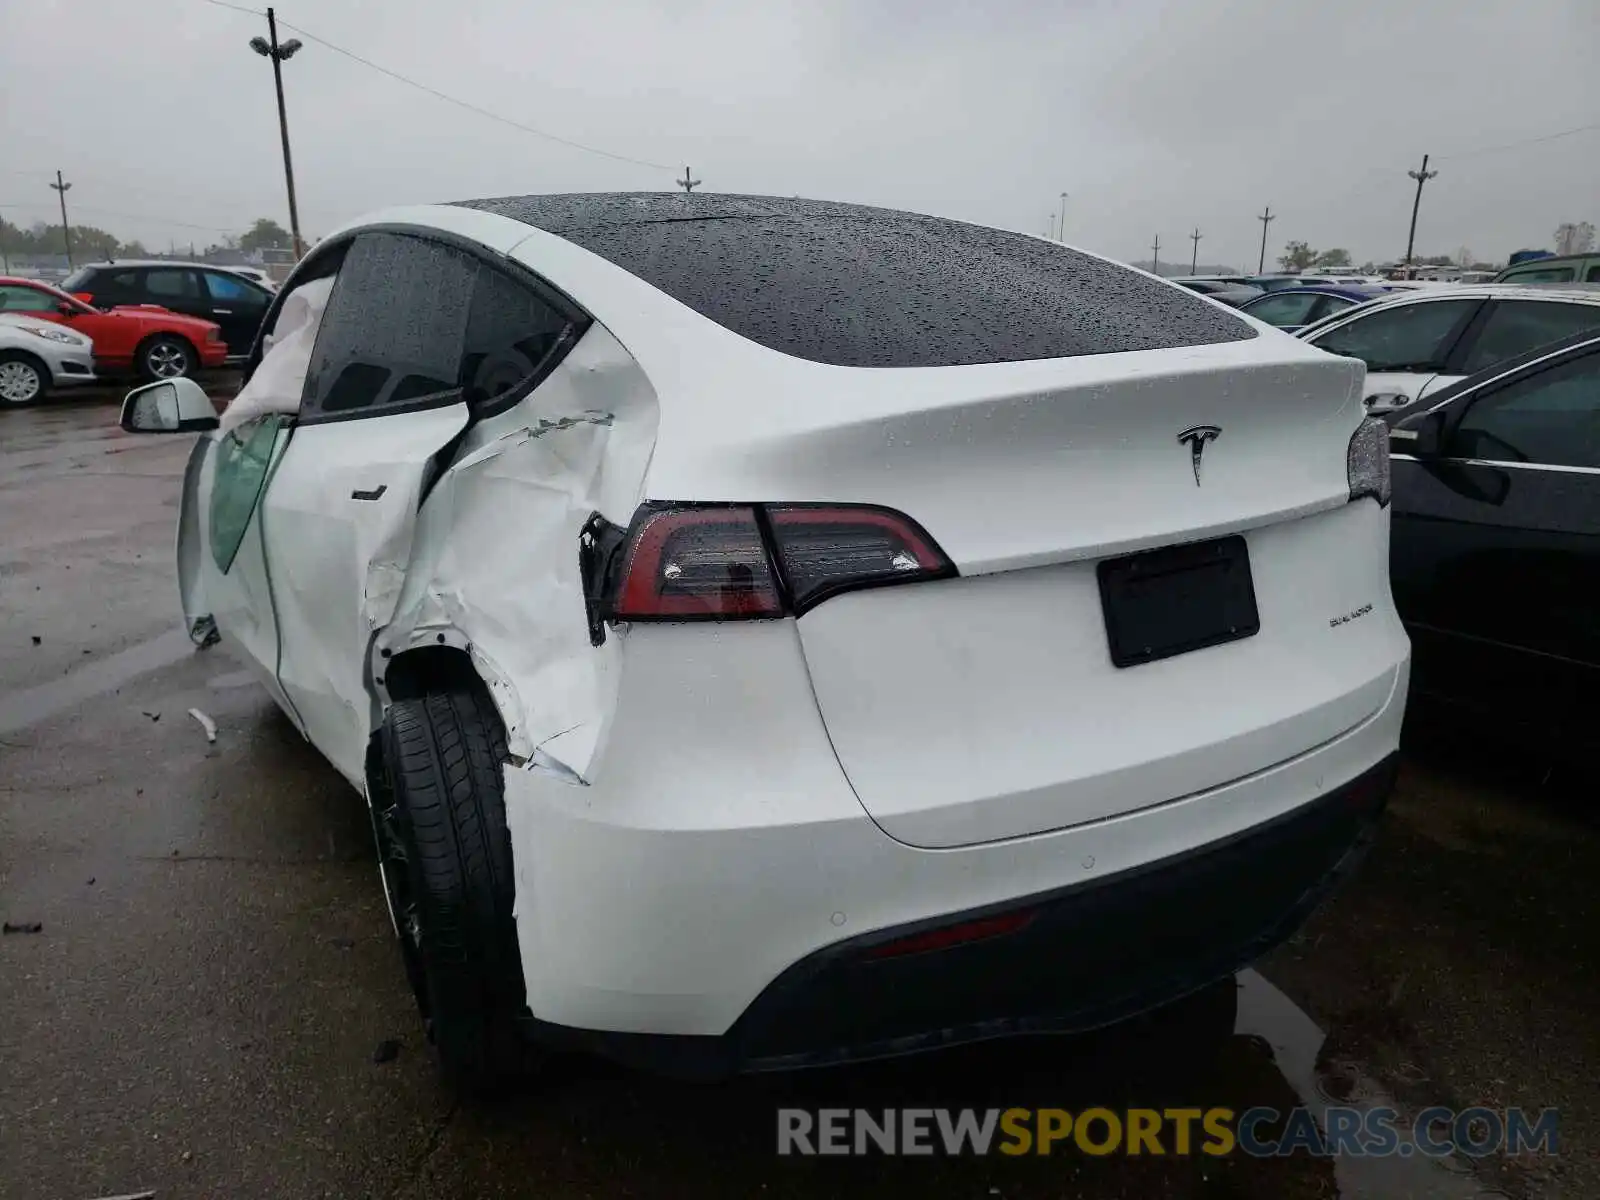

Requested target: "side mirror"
[
  {"left": 57, "top": 301, "right": 78, "bottom": 317},
  {"left": 120, "top": 378, "right": 220, "bottom": 434},
  {"left": 1389, "top": 409, "right": 1445, "bottom": 459}
]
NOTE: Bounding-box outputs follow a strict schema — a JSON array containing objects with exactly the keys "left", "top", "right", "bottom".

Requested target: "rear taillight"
[
  {"left": 600, "top": 502, "right": 954, "bottom": 625},
  {"left": 614, "top": 507, "right": 782, "bottom": 619},
  {"left": 766, "top": 505, "right": 954, "bottom": 612},
  {"left": 206, "top": 327, "right": 224, "bottom": 343}
]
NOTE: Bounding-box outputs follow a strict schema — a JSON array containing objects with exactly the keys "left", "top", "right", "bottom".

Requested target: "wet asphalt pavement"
[{"left": 1, "top": 387, "right": 1595, "bottom": 1200}]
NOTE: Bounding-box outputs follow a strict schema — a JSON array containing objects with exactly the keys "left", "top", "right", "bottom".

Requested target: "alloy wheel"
[
  {"left": 0, "top": 361, "right": 43, "bottom": 404},
  {"left": 146, "top": 342, "right": 190, "bottom": 379}
]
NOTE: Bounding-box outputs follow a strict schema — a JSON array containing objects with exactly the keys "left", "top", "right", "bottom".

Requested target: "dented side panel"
[
  {"left": 265, "top": 403, "right": 472, "bottom": 787},
  {"left": 376, "top": 321, "right": 660, "bottom": 775}
]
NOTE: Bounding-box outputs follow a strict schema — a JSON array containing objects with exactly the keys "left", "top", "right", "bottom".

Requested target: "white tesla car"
[
  {"left": 0, "top": 313, "right": 96, "bottom": 403},
  {"left": 121, "top": 194, "right": 1409, "bottom": 1090}
]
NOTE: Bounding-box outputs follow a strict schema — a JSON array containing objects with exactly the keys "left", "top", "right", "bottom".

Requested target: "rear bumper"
[
  {"left": 503, "top": 618, "right": 1406, "bottom": 1069},
  {"left": 524, "top": 753, "right": 1397, "bottom": 1076}
]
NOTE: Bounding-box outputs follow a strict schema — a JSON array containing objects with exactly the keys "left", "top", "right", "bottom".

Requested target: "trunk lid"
[{"left": 760, "top": 344, "right": 1399, "bottom": 848}]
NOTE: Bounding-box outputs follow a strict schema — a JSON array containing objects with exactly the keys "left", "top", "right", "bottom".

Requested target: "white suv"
[{"left": 120, "top": 195, "right": 1409, "bottom": 1089}]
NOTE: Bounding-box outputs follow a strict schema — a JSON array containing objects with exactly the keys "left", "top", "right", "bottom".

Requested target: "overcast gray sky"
[{"left": 3, "top": 0, "right": 1596, "bottom": 268}]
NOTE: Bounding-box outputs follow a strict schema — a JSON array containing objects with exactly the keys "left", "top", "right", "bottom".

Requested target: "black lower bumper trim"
[{"left": 523, "top": 754, "right": 1399, "bottom": 1078}]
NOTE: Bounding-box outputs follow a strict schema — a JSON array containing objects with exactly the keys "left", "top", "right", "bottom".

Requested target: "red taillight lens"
[
  {"left": 612, "top": 506, "right": 782, "bottom": 619},
  {"left": 603, "top": 502, "right": 955, "bottom": 624},
  {"left": 767, "top": 505, "right": 953, "bottom": 613}
]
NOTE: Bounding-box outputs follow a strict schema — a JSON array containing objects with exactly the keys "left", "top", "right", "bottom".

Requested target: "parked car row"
[
  {"left": 61, "top": 260, "right": 274, "bottom": 360},
  {"left": 1, "top": 275, "right": 229, "bottom": 389}
]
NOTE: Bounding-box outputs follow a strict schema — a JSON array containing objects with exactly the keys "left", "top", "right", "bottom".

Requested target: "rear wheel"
[
  {"left": 137, "top": 335, "right": 196, "bottom": 381},
  {"left": 374, "top": 689, "right": 535, "bottom": 1094},
  {"left": 0, "top": 352, "right": 48, "bottom": 405}
]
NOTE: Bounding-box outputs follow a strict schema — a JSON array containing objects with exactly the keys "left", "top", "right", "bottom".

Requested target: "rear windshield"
[{"left": 454, "top": 194, "right": 1255, "bottom": 368}]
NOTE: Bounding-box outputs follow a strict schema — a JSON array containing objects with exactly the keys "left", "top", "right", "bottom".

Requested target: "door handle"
[
  {"left": 212, "top": 308, "right": 234, "bottom": 315},
  {"left": 351, "top": 485, "right": 388, "bottom": 501}
]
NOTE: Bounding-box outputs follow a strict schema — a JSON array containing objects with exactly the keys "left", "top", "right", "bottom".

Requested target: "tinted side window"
[
  {"left": 1311, "top": 299, "right": 1477, "bottom": 371},
  {"left": 459, "top": 267, "right": 572, "bottom": 410},
  {"left": 1308, "top": 296, "right": 1355, "bottom": 323},
  {"left": 1245, "top": 292, "right": 1321, "bottom": 326},
  {"left": 1501, "top": 266, "right": 1575, "bottom": 284},
  {"left": 89, "top": 270, "right": 141, "bottom": 303},
  {"left": 205, "top": 271, "right": 264, "bottom": 303},
  {"left": 1450, "top": 352, "right": 1600, "bottom": 468},
  {"left": 144, "top": 269, "right": 200, "bottom": 300},
  {"left": 1587, "top": 265, "right": 1600, "bottom": 283},
  {"left": 1461, "top": 301, "right": 1600, "bottom": 373},
  {"left": 0, "top": 285, "right": 53, "bottom": 313},
  {"left": 302, "top": 233, "right": 477, "bottom": 418}
]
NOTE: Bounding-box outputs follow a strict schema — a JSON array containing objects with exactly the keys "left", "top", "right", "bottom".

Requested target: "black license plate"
[{"left": 1098, "top": 536, "right": 1260, "bottom": 668}]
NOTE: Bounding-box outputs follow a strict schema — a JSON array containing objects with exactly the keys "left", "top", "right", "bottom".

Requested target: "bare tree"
[{"left": 1554, "top": 222, "right": 1596, "bottom": 256}]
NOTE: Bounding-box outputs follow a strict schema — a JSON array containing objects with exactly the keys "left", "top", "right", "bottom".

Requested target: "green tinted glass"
[{"left": 210, "top": 415, "right": 286, "bottom": 574}]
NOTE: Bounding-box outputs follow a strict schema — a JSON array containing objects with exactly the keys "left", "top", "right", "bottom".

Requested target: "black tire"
[
  {"left": 376, "top": 689, "right": 533, "bottom": 1093},
  {"left": 0, "top": 351, "right": 49, "bottom": 405},
  {"left": 135, "top": 334, "right": 197, "bottom": 382}
]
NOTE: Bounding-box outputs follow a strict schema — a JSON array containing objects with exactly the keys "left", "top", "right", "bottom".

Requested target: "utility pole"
[
  {"left": 50, "top": 171, "right": 73, "bottom": 267},
  {"left": 1256, "top": 206, "right": 1274, "bottom": 273},
  {"left": 1058, "top": 192, "right": 1068, "bottom": 241},
  {"left": 1404, "top": 153, "right": 1437, "bottom": 272},
  {"left": 250, "top": 9, "right": 305, "bottom": 258},
  {"left": 1189, "top": 227, "right": 1203, "bottom": 273},
  {"left": 1151, "top": 234, "right": 1161, "bottom": 276},
  {"left": 677, "top": 167, "right": 701, "bottom": 193}
]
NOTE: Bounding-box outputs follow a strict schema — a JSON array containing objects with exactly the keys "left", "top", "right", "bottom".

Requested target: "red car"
[{"left": 0, "top": 276, "right": 228, "bottom": 380}]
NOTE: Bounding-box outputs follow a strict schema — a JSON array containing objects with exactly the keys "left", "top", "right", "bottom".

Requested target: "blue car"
[{"left": 1239, "top": 285, "right": 1392, "bottom": 334}]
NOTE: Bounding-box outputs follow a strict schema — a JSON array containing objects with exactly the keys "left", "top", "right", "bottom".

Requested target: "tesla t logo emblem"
[{"left": 1177, "top": 425, "right": 1222, "bottom": 485}]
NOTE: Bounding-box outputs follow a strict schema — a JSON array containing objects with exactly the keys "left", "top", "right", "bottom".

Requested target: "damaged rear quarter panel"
[{"left": 377, "top": 320, "right": 659, "bottom": 776}]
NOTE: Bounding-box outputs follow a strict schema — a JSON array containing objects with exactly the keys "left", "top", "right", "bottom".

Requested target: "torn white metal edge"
[
  {"left": 187, "top": 707, "right": 218, "bottom": 743},
  {"left": 374, "top": 320, "right": 659, "bottom": 783}
]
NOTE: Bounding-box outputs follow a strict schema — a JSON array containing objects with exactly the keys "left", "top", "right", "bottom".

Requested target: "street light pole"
[
  {"left": 1256, "top": 206, "right": 1274, "bottom": 273},
  {"left": 50, "top": 171, "right": 73, "bottom": 267},
  {"left": 1190, "top": 226, "right": 1202, "bottom": 273},
  {"left": 1403, "top": 153, "right": 1437, "bottom": 272},
  {"left": 1058, "top": 192, "right": 1068, "bottom": 241},
  {"left": 251, "top": 9, "right": 305, "bottom": 258}
]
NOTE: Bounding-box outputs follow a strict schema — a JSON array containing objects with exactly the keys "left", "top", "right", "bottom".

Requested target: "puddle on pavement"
[
  {"left": 0, "top": 627, "right": 195, "bottom": 736},
  {"left": 1238, "top": 970, "right": 1509, "bottom": 1199}
]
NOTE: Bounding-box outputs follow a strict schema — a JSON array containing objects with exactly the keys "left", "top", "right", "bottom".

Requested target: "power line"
[
  {"left": 201, "top": 0, "right": 676, "bottom": 172},
  {"left": 1436, "top": 120, "right": 1600, "bottom": 162},
  {"left": 0, "top": 201, "right": 239, "bottom": 234}
]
